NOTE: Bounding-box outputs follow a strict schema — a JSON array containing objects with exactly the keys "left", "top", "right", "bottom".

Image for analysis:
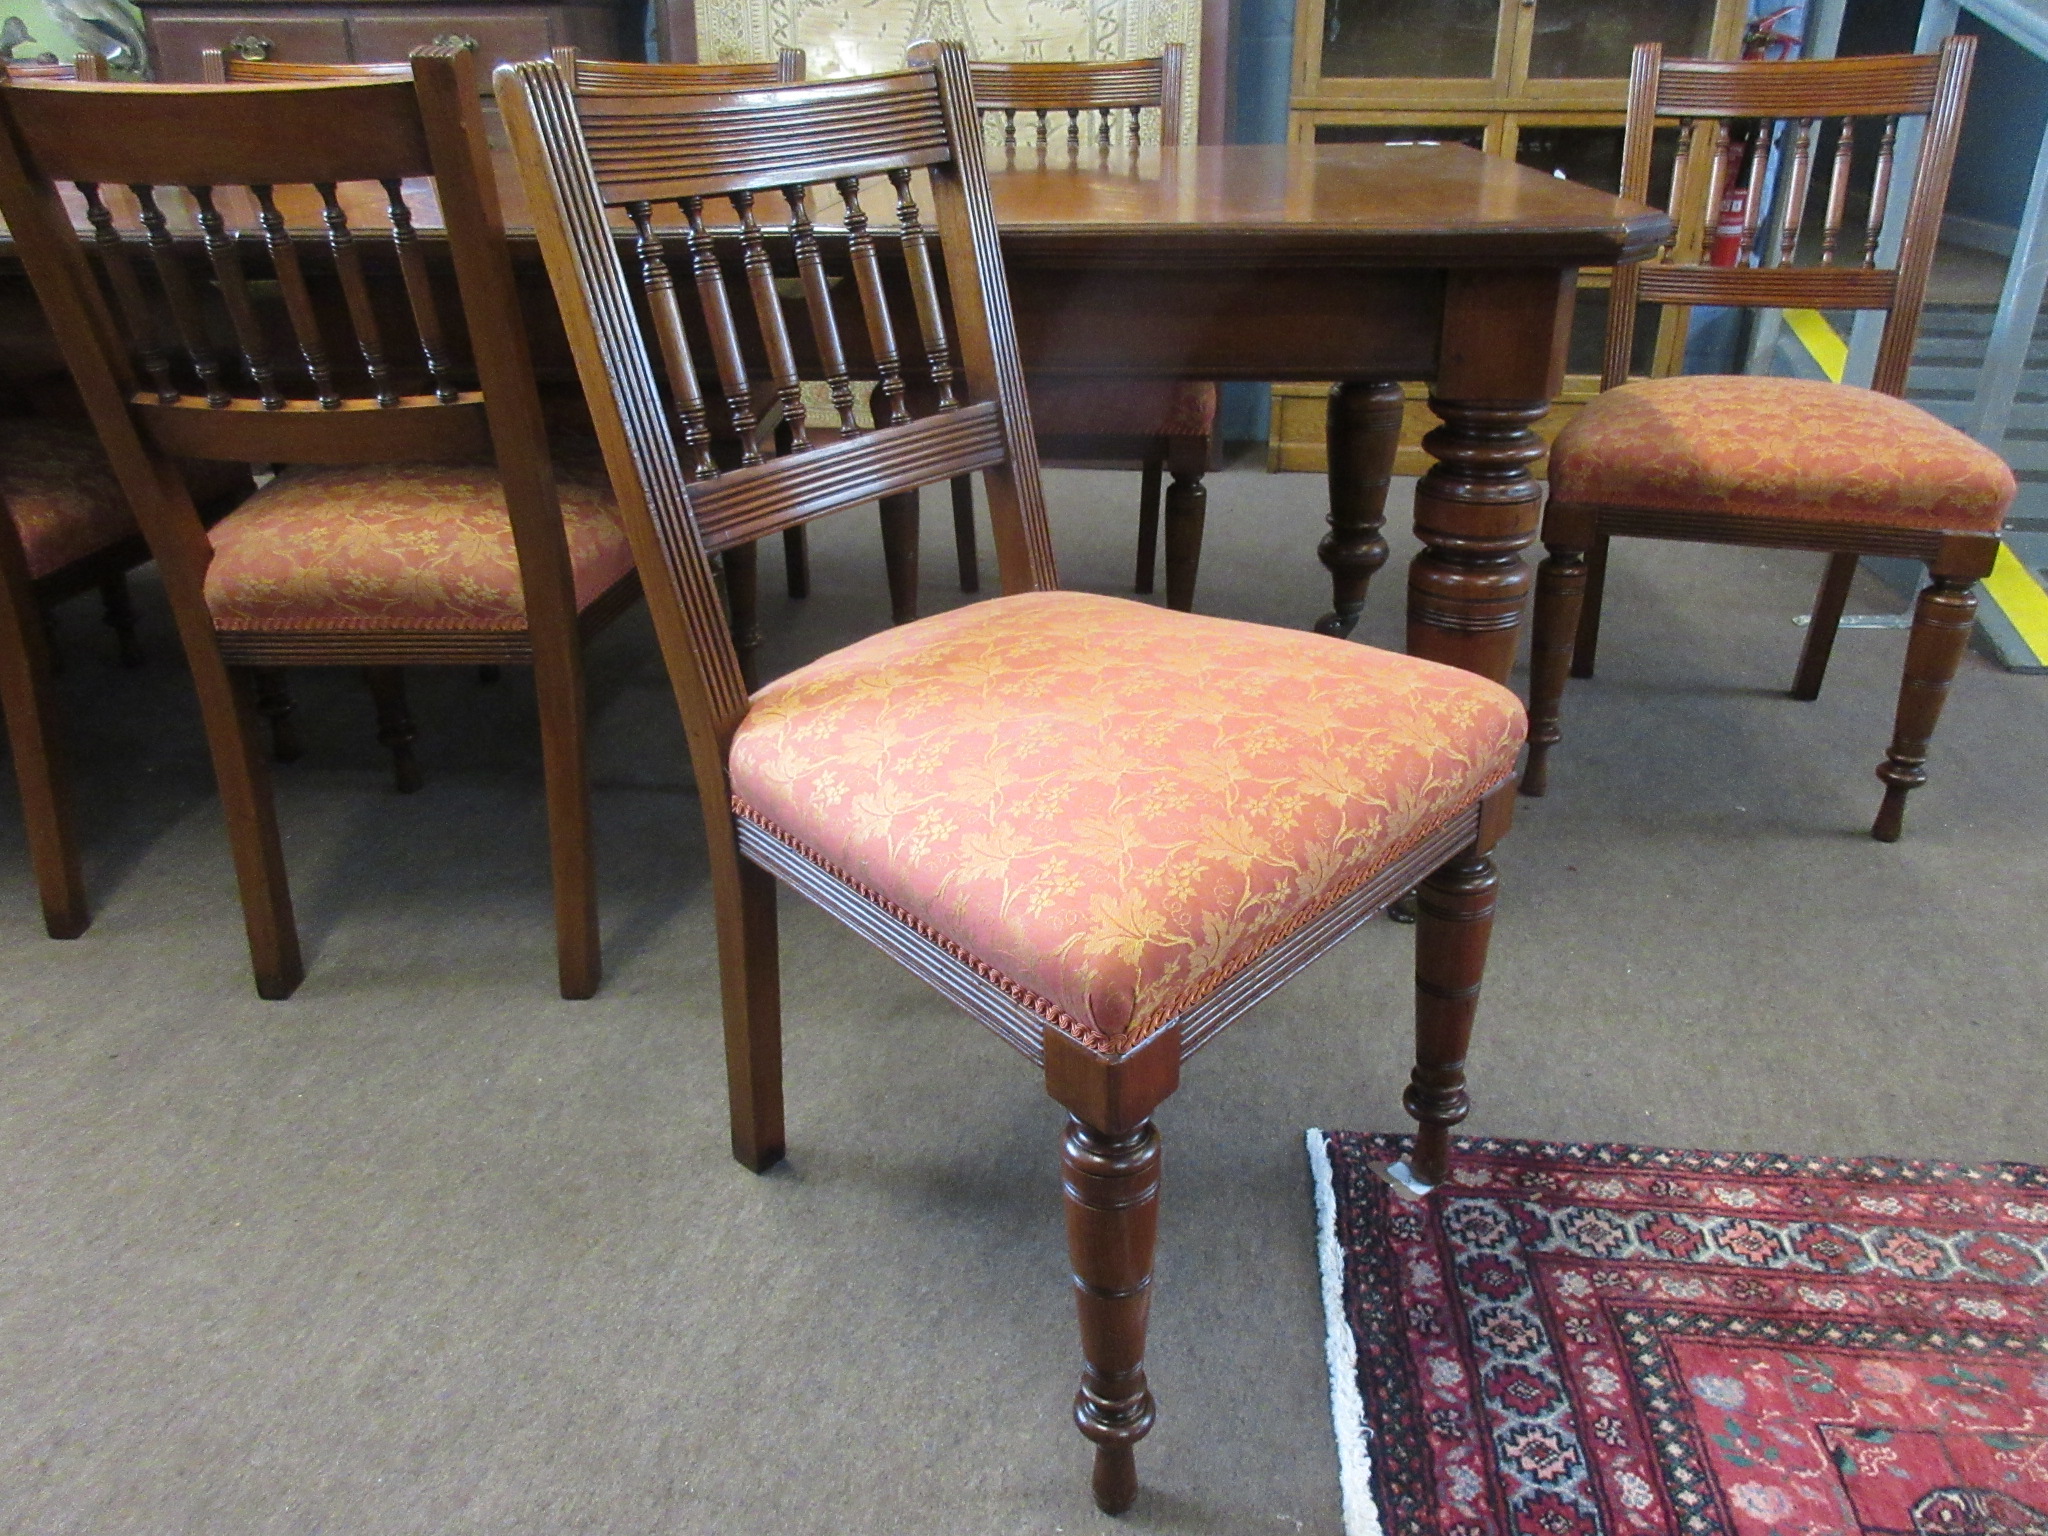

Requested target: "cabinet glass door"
[
  {"left": 1314, "top": 122, "right": 1488, "bottom": 149},
  {"left": 1526, "top": 0, "right": 1718, "bottom": 79},
  {"left": 1319, "top": 0, "right": 1501, "bottom": 80}
]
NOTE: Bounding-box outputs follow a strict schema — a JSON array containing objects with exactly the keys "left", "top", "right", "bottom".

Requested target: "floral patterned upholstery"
[
  {"left": 1549, "top": 375, "right": 2015, "bottom": 532},
  {"left": 204, "top": 459, "right": 631, "bottom": 632},
  {"left": 730, "top": 591, "right": 1526, "bottom": 1055},
  {"left": 1027, "top": 377, "right": 1218, "bottom": 440},
  {"left": 0, "top": 420, "right": 134, "bottom": 579}
]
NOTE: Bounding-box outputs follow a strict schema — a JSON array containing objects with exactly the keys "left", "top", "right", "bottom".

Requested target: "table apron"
[{"left": 1006, "top": 265, "right": 1443, "bottom": 383}]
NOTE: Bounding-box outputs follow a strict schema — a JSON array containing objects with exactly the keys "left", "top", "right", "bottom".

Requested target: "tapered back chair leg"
[
  {"left": 1521, "top": 538, "right": 1591, "bottom": 797},
  {"left": 1134, "top": 453, "right": 1162, "bottom": 595},
  {"left": 949, "top": 474, "right": 980, "bottom": 591},
  {"left": 213, "top": 663, "right": 304, "bottom": 998},
  {"left": 0, "top": 547, "right": 86, "bottom": 937},
  {"left": 533, "top": 643, "right": 600, "bottom": 998},
  {"left": 1161, "top": 435, "right": 1207, "bottom": 613},
  {"left": 1570, "top": 532, "right": 1610, "bottom": 680},
  {"left": 97, "top": 572, "right": 142, "bottom": 666},
  {"left": 715, "top": 852, "right": 785, "bottom": 1172},
  {"left": 1791, "top": 551, "right": 1860, "bottom": 701}
]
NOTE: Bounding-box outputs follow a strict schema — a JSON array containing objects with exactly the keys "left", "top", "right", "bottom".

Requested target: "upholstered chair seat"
[
  {"left": 0, "top": 421, "right": 137, "bottom": 577},
  {"left": 1549, "top": 374, "right": 2015, "bottom": 532},
  {"left": 730, "top": 590, "right": 1525, "bottom": 1055},
  {"left": 204, "top": 460, "right": 633, "bottom": 633}
]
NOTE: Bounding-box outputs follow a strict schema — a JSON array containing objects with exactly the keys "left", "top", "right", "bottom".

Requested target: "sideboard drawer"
[
  {"left": 349, "top": 10, "right": 552, "bottom": 69},
  {"left": 151, "top": 13, "right": 351, "bottom": 77}
]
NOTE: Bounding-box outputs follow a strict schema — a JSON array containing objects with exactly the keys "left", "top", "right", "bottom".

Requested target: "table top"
[{"left": 981, "top": 143, "right": 1672, "bottom": 268}]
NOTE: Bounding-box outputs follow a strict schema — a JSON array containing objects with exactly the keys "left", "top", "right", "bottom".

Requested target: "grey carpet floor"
[{"left": 1, "top": 465, "right": 2042, "bottom": 1535}]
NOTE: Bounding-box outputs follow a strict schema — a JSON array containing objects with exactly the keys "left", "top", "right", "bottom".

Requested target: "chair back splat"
[
  {"left": 496, "top": 44, "right": 1053, "bottom": 766},
  {"left": 1605, "top": 37, "right": 1975, "bottom": 396}
]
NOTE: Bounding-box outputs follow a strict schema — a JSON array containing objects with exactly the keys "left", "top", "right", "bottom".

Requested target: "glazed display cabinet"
[{"left": 1271, "top": 0, "right": 1748, "bottom": 473}]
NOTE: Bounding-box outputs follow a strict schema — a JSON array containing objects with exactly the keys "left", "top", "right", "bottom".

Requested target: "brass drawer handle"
[
  {"left": 432, "top": 33, "right": 479, "bottom": 50},
  {"left": 227, "top": 32, "right": 273, "bottom": 60}
]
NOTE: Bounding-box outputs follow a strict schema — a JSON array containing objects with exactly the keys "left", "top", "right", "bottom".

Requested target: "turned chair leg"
[
  {"left": 252, "top": 667, "right": 303, "bottom": 763},
  {"left": 1161, "top": 436, "right": 1207, "bottom": 614},
  {"left": 98, "top": 574, "right": 143, "bottom": 667},
  {"left": 0, "top": 569, "right": 86, "bottom": 937},
  {"left": 1792, "top": 552, "right": 1859, "bottom": 702},
  {"left": 1570, "top": 533, "right": 1611, "bottom": 680},
  {"left": 1134, "top": 452, "right": 1163, "bottom": 595},
  {"left": 1873, "top": 572, "right": 1976, "bottom": 842},
  {"left": 950, "top": 475, "right": 980, "bottom": 592},
  {"left": 879, "top": 491, "right": 920, "bottom": 624},
  {"left": 1396, "top": 845, "right": 1499, "bottom": 1194},
  {"left": 1521, "top": 541, "right": 1588, "bottom": 797},
  {"left": 718, "top": 855, "right": 785, "bottom": 1171},
  {"left": 363, "top": 667, "right": 421, "bottom": 794},
  {"left": 1063, "top": 1113, "right": 1161, "bottom": 1515}
]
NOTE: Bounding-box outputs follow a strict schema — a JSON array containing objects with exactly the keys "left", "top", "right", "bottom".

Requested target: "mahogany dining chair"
[
  {"left": 1521, "top": 38, "right": 2014, "bottom": 840},
  {"left": 958, "top": 47, "right": 1219, "bottom": 613},
  {"left": 0, "top": 47, "right": 642, "bottom": 997},
  {"left": 497, "top": 41, "right": 1525, "bottom": 1512}
]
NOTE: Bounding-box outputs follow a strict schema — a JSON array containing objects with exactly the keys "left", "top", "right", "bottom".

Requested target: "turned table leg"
[
  {"left": 1408, "top": 397, "right": 1548, "bottom": 682},
  {"left": 1408, "top": 268, "right": 1574, "bottom": 682},
  {"left": 1317, "top": 379, "right": 1405, "bottom": 638}
]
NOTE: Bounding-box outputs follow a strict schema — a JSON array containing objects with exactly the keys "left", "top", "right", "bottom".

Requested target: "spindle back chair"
[
  {"left": 968, "top": 48, "right": 1184, "bottom": 158},
  {"left": 0, "top": 47, "right": 640, "bottom": 996},
  {"left": 962, "top": 46, "right": 1217, "bottom": 612},
  {"left": 1523, "top": 37, "right": 2014, "bottom": 839},
  {"left": 497, "top": 41, "right": 1525, "bottom": 1514}
]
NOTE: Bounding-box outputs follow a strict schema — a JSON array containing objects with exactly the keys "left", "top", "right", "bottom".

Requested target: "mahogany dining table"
[
  {"left": 981, "top": 141, "right": 1670, "bottom": 683},
  {"left": 8, "top": 137, "right": 1671, "bottom": 686}
]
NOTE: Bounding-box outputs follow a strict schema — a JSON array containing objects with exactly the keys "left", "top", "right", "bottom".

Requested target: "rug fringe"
[{"left": 1307, "top": 1128, "right": 1385, "bottom": 1536}]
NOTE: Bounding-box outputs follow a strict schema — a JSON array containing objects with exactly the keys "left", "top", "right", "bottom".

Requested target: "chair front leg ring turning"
[
  {"left": 1399, "top": 843, "right": 1499, "bottom": 1192},
  {"left": 1063, "top": 1114, "right": 1161, "bottom": 1515},
  {"left": 1874, "top": 573, "right": 1976, "bottom": 842}
]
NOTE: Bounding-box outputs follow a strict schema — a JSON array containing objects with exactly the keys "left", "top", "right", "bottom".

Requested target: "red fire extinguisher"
[
  {"left": 1708, "top": 122, "right": 1759, "bottom": 266},
  {"left": 1707, "top": 7, "right": 1802, "bottom": 266}
]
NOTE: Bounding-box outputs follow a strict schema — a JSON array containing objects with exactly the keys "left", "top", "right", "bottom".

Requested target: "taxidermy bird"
[{"left": 40, "top": 0, "right": 145, "bottom": 73}]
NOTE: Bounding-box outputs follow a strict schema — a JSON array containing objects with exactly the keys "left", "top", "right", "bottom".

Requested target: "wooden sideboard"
[{"left": 139, "top": 0, "right": 631, "bottom": 81}]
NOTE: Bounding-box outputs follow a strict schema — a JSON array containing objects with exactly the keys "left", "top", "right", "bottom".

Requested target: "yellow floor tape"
[
  {"left": 1985, "top": 543, "right": 2048, "bottom": 665},
  {"left": 1784, "top": 308, "right": 1848, "bottom": 383},
  {"left": 1785, "top": 308, "right": 2048, "bottom": 666}
]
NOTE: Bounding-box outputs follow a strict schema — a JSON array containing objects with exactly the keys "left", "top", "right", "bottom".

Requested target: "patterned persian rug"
[{"left": 1307, "top": 1132, "right": 2048, "bottom": 1536}]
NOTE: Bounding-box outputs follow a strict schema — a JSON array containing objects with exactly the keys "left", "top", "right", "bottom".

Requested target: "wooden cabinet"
[
  {"left": 142, "top": 0, "right": 628, "bottom": 81},
  {"left": 1270, "top": 0, "right": 1746, "bottom": 473}
]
